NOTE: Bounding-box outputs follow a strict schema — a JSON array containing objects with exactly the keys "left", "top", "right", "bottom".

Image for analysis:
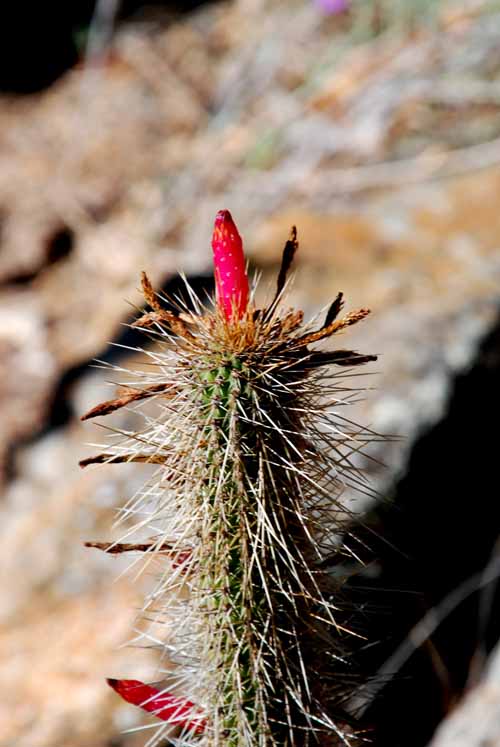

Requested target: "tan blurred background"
[{"left": 1, "top": 1, "right": 500, "bottom": 745}]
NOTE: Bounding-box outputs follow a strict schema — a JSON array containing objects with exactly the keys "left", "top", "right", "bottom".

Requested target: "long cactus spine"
[{"left": 82, "top": 210, "right": 378, "bottom": 746}]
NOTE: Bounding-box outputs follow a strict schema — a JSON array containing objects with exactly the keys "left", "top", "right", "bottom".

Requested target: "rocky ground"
[{"left": 1, "top": 1, "right": 500, "bottom": 745}]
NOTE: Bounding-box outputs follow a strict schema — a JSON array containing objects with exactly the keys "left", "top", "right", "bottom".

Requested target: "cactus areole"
[{"left": 82, "top": 211, "right": 378, "bottom": 746}]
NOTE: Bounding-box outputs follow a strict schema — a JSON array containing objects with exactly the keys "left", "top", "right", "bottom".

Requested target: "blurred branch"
[
  {"left": 84, "top": 0, "right": 121, "bottom": 66},
  {"left": 309, "top": 135, "right": 500, "bottom": 196},
  {"left": 350, "top": 552, "right": 500, "bottom": 716}
]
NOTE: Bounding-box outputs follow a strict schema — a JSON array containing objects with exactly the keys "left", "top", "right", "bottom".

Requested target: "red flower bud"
[
  {"left": 107, "top": 678, "right": 206, "bottom": 734},
  {"left": 211, "top": 210, "right": 249, "bottom": 320}
]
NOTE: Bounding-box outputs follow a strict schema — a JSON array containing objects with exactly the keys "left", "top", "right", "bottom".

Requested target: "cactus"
[{"left": 82, "top": 210, "right": 378, "bottom": 746}]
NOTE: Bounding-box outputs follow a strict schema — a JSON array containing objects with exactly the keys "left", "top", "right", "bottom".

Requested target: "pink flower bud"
[
  {"left": 107, "top": 678, "right": 206, "bottom": 734},
  {"left": 211, "top": 210, "right": 249, "bottom": 320}
]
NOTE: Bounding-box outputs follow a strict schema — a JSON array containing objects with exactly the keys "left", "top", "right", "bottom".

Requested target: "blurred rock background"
[{"left": 1, "top": 0, "right": 500, "bottom": 745}]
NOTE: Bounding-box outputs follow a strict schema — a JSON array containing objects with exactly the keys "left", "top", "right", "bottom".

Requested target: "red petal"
[
  {"left": 171, "top": 549, "right": 192, "bottom": 570},
  {"left": 211, "top": 210, "right": 249, "bottom": 320},
  {"left": 107, "top": 678, "right": 206, "bottom": 734}
]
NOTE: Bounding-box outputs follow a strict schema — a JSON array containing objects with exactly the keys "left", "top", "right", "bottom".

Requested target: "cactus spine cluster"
[{"left": 82, "top": 211, "right": 378, "bottom": 747}]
